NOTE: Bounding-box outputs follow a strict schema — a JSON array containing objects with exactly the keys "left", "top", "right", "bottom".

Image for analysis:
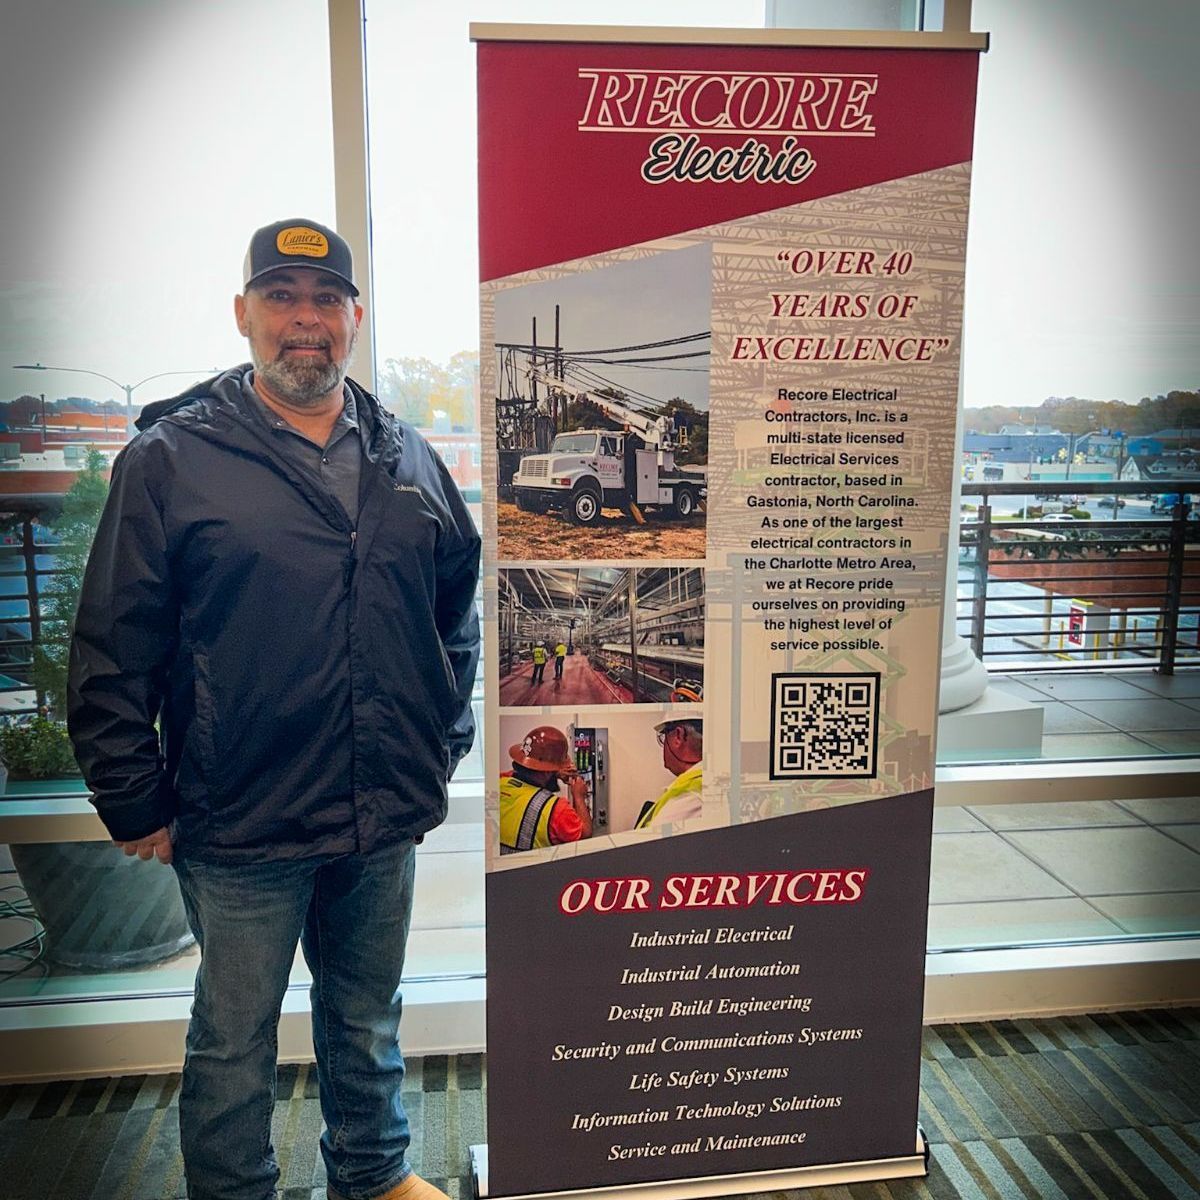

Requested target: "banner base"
[{"left": 470, "top": 1130, "right": 929, "bottom": 1199}]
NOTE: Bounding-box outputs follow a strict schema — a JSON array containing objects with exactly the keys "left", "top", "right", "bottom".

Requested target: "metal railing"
[
  {"left": 0, "top": 500, "right": 491, "bottom": 734},
  {"left": 0, "top": 502, "right": 67, "bottom": 715},
  {"left": 959, "top": 481, "right": 1198, "bottom": 672},
  {"left": 0, "top": 482, "right": 1196, "bottom": 720}
]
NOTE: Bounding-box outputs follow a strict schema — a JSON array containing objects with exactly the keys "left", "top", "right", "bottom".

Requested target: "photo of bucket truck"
[
  {"left": 510, "top": 377, "right": 706, "bottom": 526},
  {"left": 492, "top": 244, "right": 710, "bottom": 560}
]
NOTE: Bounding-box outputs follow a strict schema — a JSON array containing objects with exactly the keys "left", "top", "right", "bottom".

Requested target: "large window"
[
  {"left": 948, "top": 0, "right": 1199, "bottom": 766},
  {"left": 0, "top": 0, "right": 338, "bottom": 1004},
  {"left": 0, "top": 0, "right": 1194, "bottom": 1037}
]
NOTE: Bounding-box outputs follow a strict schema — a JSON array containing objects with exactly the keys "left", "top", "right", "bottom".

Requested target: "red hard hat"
[{"left": 509, "top": 726, "right": 573, "bottom": 773}]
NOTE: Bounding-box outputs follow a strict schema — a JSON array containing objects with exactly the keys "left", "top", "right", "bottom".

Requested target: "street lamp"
[{"left": 12, "top": 363, "right": 216, "bottom": 436}]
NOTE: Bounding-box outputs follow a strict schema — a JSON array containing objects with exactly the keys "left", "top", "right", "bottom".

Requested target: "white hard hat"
[{"left": 654, "top": 716, "right": 702, "bottom": 734}]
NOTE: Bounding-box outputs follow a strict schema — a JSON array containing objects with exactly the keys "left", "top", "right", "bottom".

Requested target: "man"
[
  {"left": 68, "top": 218, "right": 479, "bottom": 1200},
  {"left": 500, "top": 725, "right": 592, "bottom": 853},
  {"left": 553, "top": 639, "right": 567, "bottom": 680},
  {"left": 530, "top": 640, "right": 547, "bottom": 684},
  {"left": 635, "top": 718, "right": 703, "bottom": 830}
]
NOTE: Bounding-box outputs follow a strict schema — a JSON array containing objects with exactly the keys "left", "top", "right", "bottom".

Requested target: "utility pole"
[
  {"left": 1110, "top": 430, "right": 1126, "bottom": 517},
  {"left": 530, "top": 316, "right": 539, "bottom": 413},
  {"left": 555, "top": 304, "right": 564, "bottom": 430},
  {"left": 1179, "top": 410, "right": 1198, "bottom": 464}
]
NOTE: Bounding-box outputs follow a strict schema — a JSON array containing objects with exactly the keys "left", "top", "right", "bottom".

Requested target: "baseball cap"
[{"left": 243, "top": 218, "right": 359, "bottom": 296}]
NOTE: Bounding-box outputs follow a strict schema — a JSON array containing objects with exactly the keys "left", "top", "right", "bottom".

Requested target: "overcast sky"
[
  {"left": 1, "top": 0, "right": 1195, "bottom": 413},
  {"left": 493, "top": 244, "right": 711, "bottom": 410}
]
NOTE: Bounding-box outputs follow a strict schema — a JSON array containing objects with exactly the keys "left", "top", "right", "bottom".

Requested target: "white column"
[
  {"left": 939, "top": 354, "right": 988, "bottom": 712},
  {"left": 327, "top": 0, "right": 376, "bottom": 392}
]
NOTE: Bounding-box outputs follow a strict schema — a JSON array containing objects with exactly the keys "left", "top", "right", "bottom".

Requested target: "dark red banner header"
[{"left": 477, "top": 41, "right": 979, "bottom": 280}]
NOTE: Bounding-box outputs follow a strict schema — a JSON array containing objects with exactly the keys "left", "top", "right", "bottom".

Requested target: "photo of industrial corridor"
[{"left": 497, "top": 565, "right": 704, "bottom": 706}]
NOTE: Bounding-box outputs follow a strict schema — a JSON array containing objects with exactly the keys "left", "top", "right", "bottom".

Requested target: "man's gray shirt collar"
[{"left": 240, "top": 373, "right": 364, "bottom": 521}]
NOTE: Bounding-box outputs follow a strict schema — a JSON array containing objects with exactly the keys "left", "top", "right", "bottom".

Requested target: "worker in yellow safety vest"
[
  {"left": 530, "top": 642, "right": 547, "bottom": 684},
  {"left": 636, "top": 718, "right": 703, "bottom": 830},
  {"left": 553, "top": 641, "right": 567, "bottom": 679},
  {"left": 500, "top": 725, "right": 593, "bottom": 853}
]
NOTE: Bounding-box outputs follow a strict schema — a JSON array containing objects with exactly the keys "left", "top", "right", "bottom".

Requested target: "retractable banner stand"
[{"left": 474, "top": 24, "right": 985, "bottom": 1200}]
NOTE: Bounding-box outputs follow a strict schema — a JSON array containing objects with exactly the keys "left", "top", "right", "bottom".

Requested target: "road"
[
  {"left": 956, "top": 495, "right": 1199, "bottom": 665},
  {"left": 979, "top": 494, "right": 1164, "bottom": 522}
]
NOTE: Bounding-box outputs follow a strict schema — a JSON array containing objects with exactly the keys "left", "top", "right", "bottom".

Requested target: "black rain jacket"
[{"left": 67, "top": 366, "right": 481, "bottom": 863}]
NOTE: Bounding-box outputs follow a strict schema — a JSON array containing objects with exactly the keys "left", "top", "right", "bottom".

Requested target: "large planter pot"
[{"left": 10, "top": 840, "right": 194, "bottom": 971}]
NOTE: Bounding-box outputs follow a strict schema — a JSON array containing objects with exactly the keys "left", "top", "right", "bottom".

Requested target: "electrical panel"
[{"left": 569, "top": 725, "right": 609, "bottom": 835}]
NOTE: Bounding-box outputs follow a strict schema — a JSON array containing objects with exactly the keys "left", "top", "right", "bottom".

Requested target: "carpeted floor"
[{"left": 0, "top": 1009, "right": 1197, "bottom": 1198}]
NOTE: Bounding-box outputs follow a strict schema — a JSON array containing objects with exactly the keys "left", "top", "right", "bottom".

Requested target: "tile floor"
[
  {"left": 989, "top": 669, "right": 1200, "bottom": 759},
  {"left": 929, "top": 797, "right": 1200, "bottom": 949},
  {"left": 0, "top": 673, "right": 1197, "bottom": 1000},
  {"left": 306, "top": 789, "right": 1200, "bottom": 966}
]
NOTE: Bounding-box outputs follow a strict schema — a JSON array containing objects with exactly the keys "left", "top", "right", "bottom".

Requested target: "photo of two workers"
[{"left": 497, "top": 710, "right": 704, "bottom": 855}]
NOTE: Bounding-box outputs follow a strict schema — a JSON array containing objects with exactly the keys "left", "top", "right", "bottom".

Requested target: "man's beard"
[{"left": 252, "top": 331, "right": 355, "bottom": 407}]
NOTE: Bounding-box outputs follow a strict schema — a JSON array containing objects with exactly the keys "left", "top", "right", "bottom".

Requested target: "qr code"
[{"left": 770, "top": 672, "right": 880, "bottom": 780}]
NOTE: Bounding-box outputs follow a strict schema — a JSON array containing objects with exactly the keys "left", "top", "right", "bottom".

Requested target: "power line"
[
  {"left": 495, "top": 331, "right": 709, "bottom": 356},
  {"left": 565, "top": 364, "right": 666, "bottom": 411},
  {"left": 570, "top": 351, "right": 710, "bottom": 366}
]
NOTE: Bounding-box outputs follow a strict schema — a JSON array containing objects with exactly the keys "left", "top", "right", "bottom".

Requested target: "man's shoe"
[{"left": 328, "top": 1172, "right": 451, "bottom": 1200}]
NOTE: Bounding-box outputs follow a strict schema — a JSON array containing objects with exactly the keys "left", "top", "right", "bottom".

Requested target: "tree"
[
  {"left": 31, "top": 449, "right": 110, "bottom": 716},
  {"left": 560, "top": 391, "right": 619, "bottom": 434},
  {"left": 965, "top": 390, "right": 1200, "bottom": 437},
  {"left": 377, "top": 356, "right": 441, "bottom": 425},
  {"left": 375, "top": 352, "right": 481, "bottom": 431},
  {"left": 6, "top": 395, "right": 43, "bottom": 425},
  {"left": 663, "top": 397, "right": 709, "bottom": 464},
  {"left": 444, "top": 350, "right": 480, "bottom": 432}
]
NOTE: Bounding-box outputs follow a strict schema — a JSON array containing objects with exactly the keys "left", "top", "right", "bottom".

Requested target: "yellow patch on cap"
[{"left": 276, "top": 226, "right": 329, "bottom": 258}]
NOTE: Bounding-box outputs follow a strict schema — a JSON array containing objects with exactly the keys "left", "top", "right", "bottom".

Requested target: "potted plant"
[{"left": 0, "top": 714, "right": 80, "bottom": 782}]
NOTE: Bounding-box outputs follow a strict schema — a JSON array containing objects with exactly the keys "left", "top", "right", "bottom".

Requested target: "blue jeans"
[{"left": 173, "top": 840, "right": 417, "bottom": 1200}]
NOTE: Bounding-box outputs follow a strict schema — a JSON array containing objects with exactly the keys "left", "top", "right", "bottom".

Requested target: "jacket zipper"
[
  {"left": 346, "top": 526, "right": 361, "bottom": 847},
  {"left": 344, "top": 529, "right": 357, "bottom": 589}
]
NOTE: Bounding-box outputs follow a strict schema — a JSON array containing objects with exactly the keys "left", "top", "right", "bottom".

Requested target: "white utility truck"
[{"left": 510, "top": 376, "right": 705, "bottom": 526}]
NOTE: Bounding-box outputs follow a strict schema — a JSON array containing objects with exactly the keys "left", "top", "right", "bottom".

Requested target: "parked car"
[{"left": 1151, "top": 492, "right": 1192, "bottom": 514}]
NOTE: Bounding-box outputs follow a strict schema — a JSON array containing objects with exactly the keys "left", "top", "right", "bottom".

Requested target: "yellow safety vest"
[
  {"left": 635, "top": 764, "right": 702, "bottom": 829},
  {"left": 500, "top": 776, "right": 558, "bottom": 853},
  {"left": 555, "top": 644, "right": 567, "bottom": 658},
  {"left": 532, "top": 646, "right": 547, "bottom": 664}
]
